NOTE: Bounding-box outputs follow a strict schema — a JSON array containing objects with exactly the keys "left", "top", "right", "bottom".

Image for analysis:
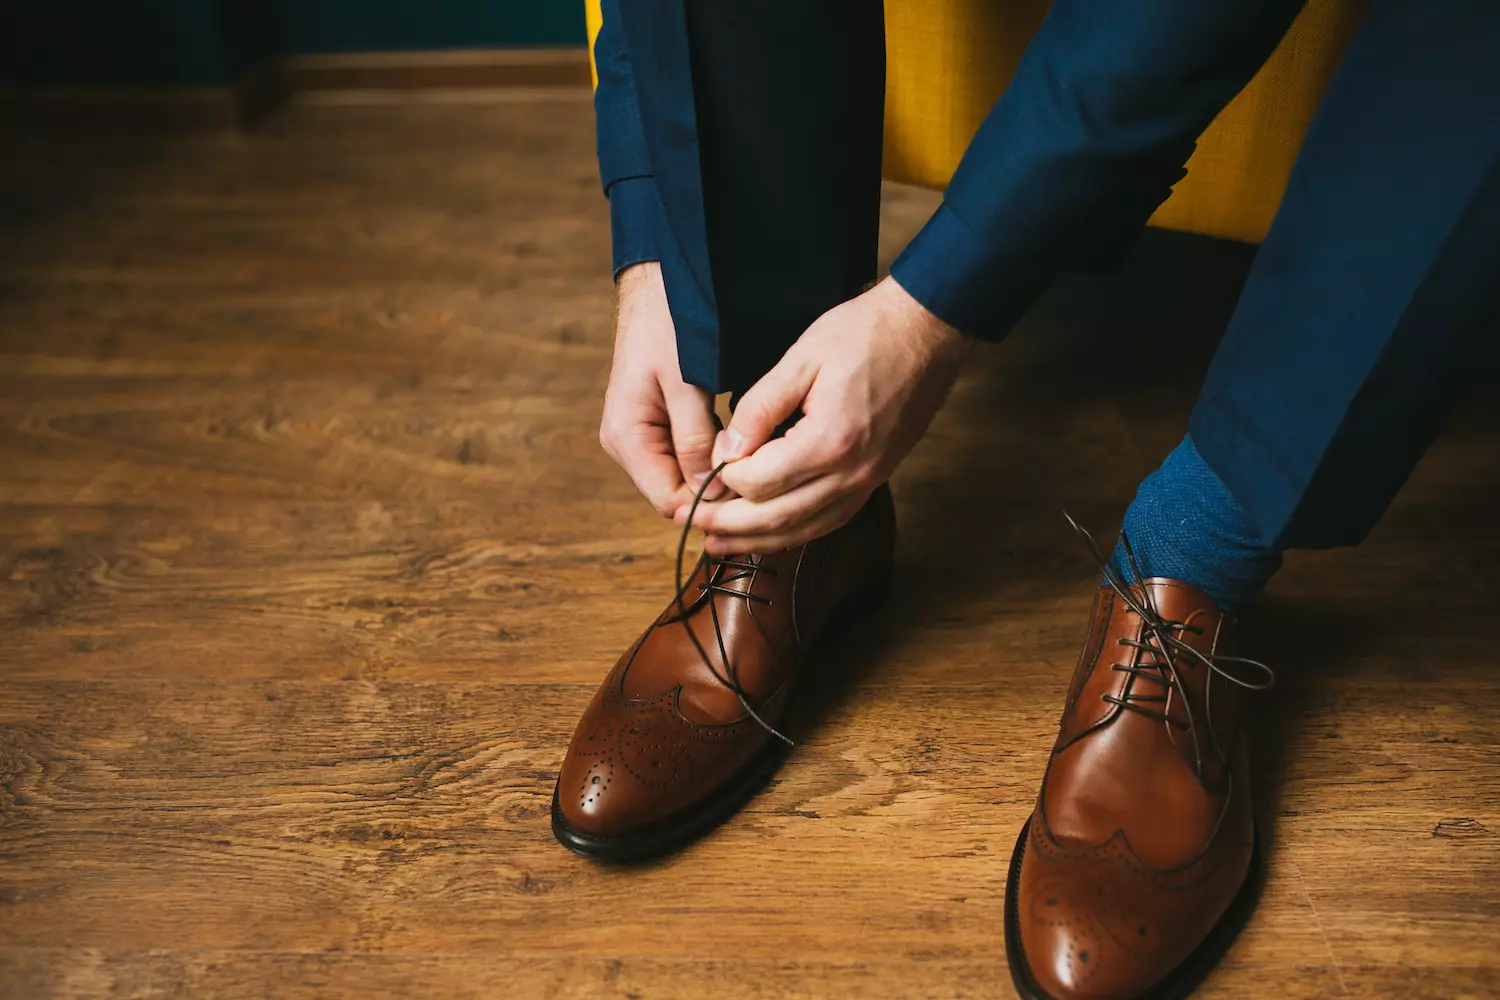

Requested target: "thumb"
[
  {"left": 663, "top": 384, "right": 725, "bottom": 501},
  {"left": 715, "top": 355, "right": 813, "bottom": 466}
]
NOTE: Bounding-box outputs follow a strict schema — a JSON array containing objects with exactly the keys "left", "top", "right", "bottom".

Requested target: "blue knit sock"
[{"left": 1110, "top": 435, "right": 1282, "bottom": 614}]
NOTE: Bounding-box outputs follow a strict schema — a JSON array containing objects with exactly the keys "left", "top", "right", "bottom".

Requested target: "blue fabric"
[
  {"left": 607, "top": 176, "right": 663, "bottom": 279},
  {"left": 1112, "top": 436, "right": 1281, "bottom": 614},
  {"left": 597, "top": 0, "right": 1306, "bottom": 385},
  {"left": 889, "top": 0, "right": 1306, "bottom": 339},
  {"left": 595, "top": 0, "right": 721, "bottom": 387},
  {"left": 596, "top": 0, "right": 1500, "bottom": 552},
  {"left": 597, "top": 1, "right": 884, "bottom": 393},
  {"left": 593, "top": 0, "right": 662, "bottom": 284},
  {"left": 1188, "top": 0, "right": 1500, "bottom": 549},
  {"left": 591, "top": 0, "right": 651, "bottom": 193}
]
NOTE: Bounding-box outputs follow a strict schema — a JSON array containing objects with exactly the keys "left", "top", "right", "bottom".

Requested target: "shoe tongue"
[
  {"left": 1133, "top": 580, "right": 1236, "bottom": 785},
  {"left": 656, "top": 552, "right": 763, "bottom": 620},
  {"left": 629, "top": 550, "right": 800, "bottom": 725},
  {"left": 1042, "top": 578, "right": 1231, "bottom": 867}
]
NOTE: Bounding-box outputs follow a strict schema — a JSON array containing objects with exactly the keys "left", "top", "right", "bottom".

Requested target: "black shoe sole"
[
  {"left": 1003, "top": 820, "right": 1264, "bottom": 1000},
  {"left": 551, "top": 565, "right": 892, "bottom": 864},
  {"left": 550, "top": 733, "right": 791, "bottom": 863}
]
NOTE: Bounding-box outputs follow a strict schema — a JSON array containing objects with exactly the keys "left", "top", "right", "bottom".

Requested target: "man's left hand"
[{"left": 680, "top": 276, "right": 970, "bottom": 555}]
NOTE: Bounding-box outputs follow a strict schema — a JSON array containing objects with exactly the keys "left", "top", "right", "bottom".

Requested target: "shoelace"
[
  {"left": 1062, "top": 511, "right": 1275, "bottom": 781},
  {"left": 669, "top": 462, "right": 795, "bottom": 746}
]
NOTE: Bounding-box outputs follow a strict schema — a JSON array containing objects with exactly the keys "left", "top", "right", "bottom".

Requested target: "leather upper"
[
  {"left": 1017, "top": 579, "right": 1255, "bottom": 1000},
  {"left": 556, "top": 486, "right": 896, "bottom": 838}
]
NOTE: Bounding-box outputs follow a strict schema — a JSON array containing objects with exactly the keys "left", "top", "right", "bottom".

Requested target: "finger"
[
  {"left": 664, "top": 384, "right": 728, "bottom": 502},
  {"left": 611, "top": 429, "right": 690, "bottom": 517},
  {"left": 704, "top": 499, "right": 862, "bottom": 555},
  {"left": 717, "top": 417, "right": 843, "bottom": 502},
  {"left": 702, "top": 493, "right": 868, "bottom": 556},
  {"left": 713, "top": 352, "right": 814, "bottom": 466},
  {"left": 678, "top": 472, "right": 846, "bottom": 538}
]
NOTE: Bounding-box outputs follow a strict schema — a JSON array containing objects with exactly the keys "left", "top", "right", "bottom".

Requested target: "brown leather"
[
  {"left": 1014, "top": 578, "right": 1255, "bottom": 1000},
  {"left": 556, "top": 486, "right": 896, "bottom": 840}
]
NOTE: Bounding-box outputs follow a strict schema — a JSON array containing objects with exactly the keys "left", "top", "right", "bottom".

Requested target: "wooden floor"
[{"left": 1, "top": 96, "right": 1497, "bottom": 1000}]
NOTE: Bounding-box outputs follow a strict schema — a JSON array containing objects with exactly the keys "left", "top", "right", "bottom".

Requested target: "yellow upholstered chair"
[{"left": 585, "top": 0, "right": 1367, "bottom": 243}]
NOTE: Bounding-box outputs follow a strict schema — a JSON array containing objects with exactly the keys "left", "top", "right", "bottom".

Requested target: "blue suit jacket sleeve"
[
  {"left": 594, "top": 0, "right": 666, "bottom": 277},
  {"left": 890, "top": 0, "right": 1307, "bottom": 340}
]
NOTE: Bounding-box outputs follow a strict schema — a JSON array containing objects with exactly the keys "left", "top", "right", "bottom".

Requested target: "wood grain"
[
  {"left": 1, "top": 99, "right": 1497, "bottom": 999},
  {"left": 288, "top": 48, "right": 593, "bottom": 92}
]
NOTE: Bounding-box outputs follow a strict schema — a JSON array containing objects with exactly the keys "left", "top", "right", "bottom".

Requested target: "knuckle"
[
  {"left": 711, "top": 517, "right": 735, "bottom": 538},
  {"left": 735, "top": 478, "right": 774, "bottom": 503},
  {"left": 598, "top": 420, "right": 620, "bottom": 452},
  {"left": 771, "top": 513, "right": 799, "bottom": 535},
  {"left": 759, "top": 505, "right": 795, "bottom": 533},
  {"left": 645, "top": 492, "right": 676, "bottom": 518},
  {"left": 675, "top": 429, "right": 716, "bottom": 459},
  {"left": 825, "top": 423, "right": 863, "bottom": 460},
  {"left": 741, "top": 398, "right": 777, "bottom": 433},
  {"left": 848, "top": 464, "right": 881, "bottom": 492}
]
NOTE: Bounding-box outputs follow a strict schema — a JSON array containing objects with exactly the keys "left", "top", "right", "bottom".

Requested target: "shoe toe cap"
[
  {"left": 1019, "top": 869, "right": 1169, "bottom": 1000},
  {"left": 556, "top": 713, "right": 639, "bottom": 837},
  {"left": 1021, "top": 921, "right": 1131, "bottom": 1000},
  {"left": 556, "top": 706, "right": 706, "bottom": 838}
]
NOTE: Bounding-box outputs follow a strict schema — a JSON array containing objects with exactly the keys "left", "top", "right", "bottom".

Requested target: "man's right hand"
[{"left": 599, "top": 262, "right": 726, "bottom": 518}]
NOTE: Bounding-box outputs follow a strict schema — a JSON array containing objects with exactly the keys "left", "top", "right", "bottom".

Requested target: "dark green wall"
[
  {"left": 1, "top": 0, "right": 581, "bottom": 89},
  {"left": 2, "top": 0, "right": 250, "bottom": 87},
  {"left": 280, "top": 1, "right": 585, "bottom": 52}
]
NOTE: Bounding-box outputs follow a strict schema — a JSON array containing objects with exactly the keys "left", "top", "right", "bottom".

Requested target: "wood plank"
[
  {"left": 0, "top": 950, "right": 1365, "bottom": 1000},
  {"left": 287, "top": 48, "right": 593, "bottom": 92},
  {"left": 1, "top": 98, "right": 1497, "bottom": 999},
  {"left": 0, "top": 679, "right": 1492, "bottom": 965}
]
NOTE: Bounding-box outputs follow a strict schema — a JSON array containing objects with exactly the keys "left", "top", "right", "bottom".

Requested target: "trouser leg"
[
  {"left": 1187, "top": 0, "right": 1500, "bottom": 550},
  {"left": 621, "top": 1, "right": 886, "bottom": 395}
]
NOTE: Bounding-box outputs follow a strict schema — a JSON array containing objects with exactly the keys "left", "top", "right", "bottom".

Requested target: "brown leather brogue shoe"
[
  {"left": 551, "top": 485, "right": 895, "bottom": 861},
  {"left": 1006, "top": 566, "right": 1273, "bottom": 1000}
]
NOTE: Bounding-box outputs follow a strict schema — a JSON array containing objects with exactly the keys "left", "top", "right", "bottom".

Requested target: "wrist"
[
  {"left": 616, "top": 259, "right": 662, "bottom": 296},
  {"left": 877, "top": 275, "right": 972, "bottom": 358},
  {"left": 615, "top": 261, "right": 665, "bottom": 328}
]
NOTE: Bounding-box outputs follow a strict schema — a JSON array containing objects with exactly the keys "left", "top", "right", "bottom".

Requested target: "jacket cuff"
[
  {"left": 608, "top": 176, "right": 665, "bottom": 279},
  {"left": 888, "top": 201, "right": 1054, "bottom": 343}
]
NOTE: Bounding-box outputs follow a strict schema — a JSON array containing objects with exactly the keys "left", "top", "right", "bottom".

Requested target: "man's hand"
[
  {"left": 683, "top": 276, "right": 969, "bottom": 554},
  {"left": 599, "top": 262, "right": 725, "bottom": 517}
]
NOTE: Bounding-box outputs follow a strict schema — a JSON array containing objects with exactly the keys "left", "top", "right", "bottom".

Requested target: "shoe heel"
[
  {"left": 821, "top": 564, "right": 893, "bottom": 641},
  {"left": 818, "top": 484, "right": 896, "bottom": 642}
]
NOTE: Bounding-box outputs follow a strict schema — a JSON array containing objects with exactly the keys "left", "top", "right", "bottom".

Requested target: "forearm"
[
  {"left": 890, "top": 0, "right": 1307, "bottom": 340},
  {"left": 594, "top": 0, "right": 665, "bottom": 277}
]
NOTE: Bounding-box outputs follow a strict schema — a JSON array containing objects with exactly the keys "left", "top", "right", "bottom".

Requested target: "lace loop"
[
  {"left": 1062, "top": 510, "right": 1275, "bottom": 779},
  {"left": 672, "top": 462, "right": 794, "bottom": 746}
]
